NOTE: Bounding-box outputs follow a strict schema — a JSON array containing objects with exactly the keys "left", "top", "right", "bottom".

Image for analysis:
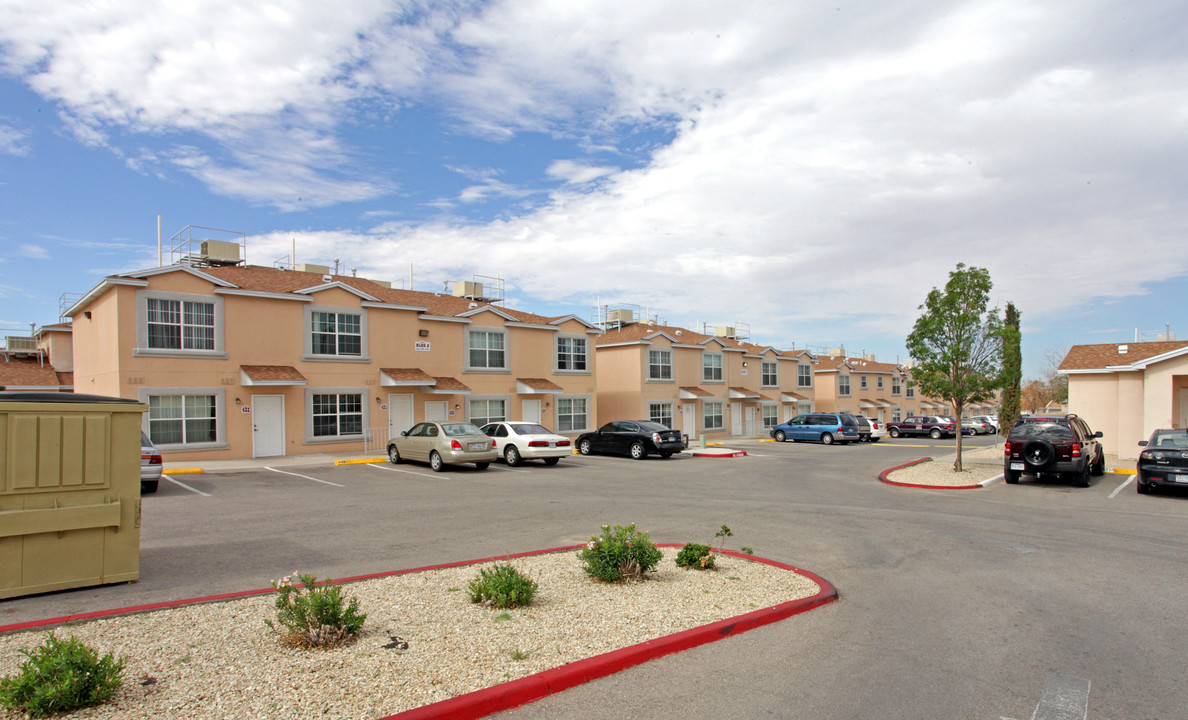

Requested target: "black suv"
[{"left": 1003, "top": 414, "right": 1105, "bottom": 487}]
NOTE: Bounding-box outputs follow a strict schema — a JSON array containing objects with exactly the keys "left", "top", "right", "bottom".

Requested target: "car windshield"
[
  {"left": 441, "top": 423, "right": 483, "bottom": 436},
  {"left": 511, "top": 424, "right": 551, "bottom": 435},
  {"left": 1011, "top": 421, "right": 1074, "bottom": 442},
  {"left": 638, "top": 421, "right": 669, "bottom": 432},
  {"left": 1150, "top": 432, "right": 1188, "bottom": 449}
]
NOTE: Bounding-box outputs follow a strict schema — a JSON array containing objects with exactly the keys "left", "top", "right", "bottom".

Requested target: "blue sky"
[{"left": 1, "top": 0, "right": 1185, "bottom": 380}]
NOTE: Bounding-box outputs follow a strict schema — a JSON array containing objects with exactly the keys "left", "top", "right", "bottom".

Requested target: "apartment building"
[
  {"left": 594, "top": 320, "right": 816, "bottom": 441},
  {"left": 64, "top": 263, "right": 599, "bottom": 462}
]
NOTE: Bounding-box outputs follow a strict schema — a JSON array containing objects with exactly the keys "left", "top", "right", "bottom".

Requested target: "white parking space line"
[
  {"left": 1031, "top": 673, "right": 1090, "bottom": 720},
  {"left": 366, "top": 463, "right": 439, "bottom": 479},
  {"left": 486, "top": 464, "right": 532, "bottom": 473},
  {"left": 265, "top": 466, "right": 345, "bottom": 487},
  {"left": 162, "top": 474, "right": 210, "bottom": 496},
  {"left": 1108, "top": 474, "right": 1136, "bottom": 499}
]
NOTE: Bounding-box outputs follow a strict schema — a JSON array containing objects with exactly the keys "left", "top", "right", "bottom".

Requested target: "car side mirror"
[
  {"left": 1094, "top": 431, "right": 1103, "bottom": 438},
  {"left": 400, "top": 431, "right": 408, "bottom": 437},
  {"left": 1138, "top": 440, "right": 1148, "bottom": 447}
]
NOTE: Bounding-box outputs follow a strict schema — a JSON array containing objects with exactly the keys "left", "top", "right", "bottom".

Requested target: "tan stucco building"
[
  {"left": 1060, "top": 341, "right": 1188, "bottom": 459},
  {"left": 63, "top": 264, "right": 600, "bottom": 461}
]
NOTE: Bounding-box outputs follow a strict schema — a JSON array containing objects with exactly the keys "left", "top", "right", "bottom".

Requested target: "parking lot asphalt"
[{"left": 4, "top": 434, "right": 1186, "bottom": 719}]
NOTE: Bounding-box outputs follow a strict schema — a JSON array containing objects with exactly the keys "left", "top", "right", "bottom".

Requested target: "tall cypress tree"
[{"left": 998, "top": 302, "right": 1022, "bottom": 435}]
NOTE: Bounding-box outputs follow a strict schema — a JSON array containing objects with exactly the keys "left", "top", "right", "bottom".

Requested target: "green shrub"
[
  {"left": 265, "top": 572, "right": 367, "bottom": 649},
  {"left": 468, "top": 564, "right": 538, "bottom": 608},
  {"left": 0, "top": 632, "right": 125, "bottom": 717},
  {"left": 577, "top": 523, "right": 663, "bottom": 582},
  {"left": 675, "top": 542, "right": 715, "bottom": 569}
]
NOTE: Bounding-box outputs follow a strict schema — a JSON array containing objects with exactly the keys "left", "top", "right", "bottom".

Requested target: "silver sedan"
[
  {"left": 387, "top": 421, "right": 498, "bottom": 472},
  {"left": 480, "top": 421, "right": 572, "bottom": 466}
]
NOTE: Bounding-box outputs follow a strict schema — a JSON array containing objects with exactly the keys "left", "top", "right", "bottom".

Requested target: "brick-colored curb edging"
[
  {"left": 0, "top": 546, "right": 837, "bottom": 720},
  {"left": 878, "top": 457, "right": 987, "bottom": 490}
]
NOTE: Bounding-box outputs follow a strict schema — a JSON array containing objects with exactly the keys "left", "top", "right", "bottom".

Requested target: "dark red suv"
[{"left": 1003, "top": 414, "right": 1105, "bottom": 487}]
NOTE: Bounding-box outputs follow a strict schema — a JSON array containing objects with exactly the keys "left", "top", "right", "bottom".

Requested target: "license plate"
[
  {"left": 469, "top": 443, "right": 486, "bottom": 451},
  {"left": 548, "top": 442, "right": 556, "bottom": 448},
  {"left": 1173, "top": 475, "right": 1188, "bottom": 484},
  {"left": 1010, "top": 462, "right": 1024, "bottom": 471}
]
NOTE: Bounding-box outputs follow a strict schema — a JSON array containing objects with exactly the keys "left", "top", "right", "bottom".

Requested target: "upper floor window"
[
  {"left": 761, "top": 360, "right": 778, "bottom": 387},
  {"left": 859, "top": 374, "right": 868, "bottom": 390},
  {"left": 797, "top": 364, "right": 813, "bottom": 388},
  {"left": 877, "top": 376, "right": 884, "bottom": 390},
  {"left": 702, "top": 353, "right": 723, "bottom": 382},
  {"left": 648, "top": 349, "right": 673, "bottom": 381},
  {"left": 147, "top": 298, "right": 214, "bottom": 350},
  {"left": 906, "top": 386, "right": 915, "bottom": 399},
  {"left": 556, "top": 336, "right": 588, "bottom": 371},
  {"left": 892, "top": 376, "right": 902, "bottom": 395},
  {"left": 467, "top": 329, "right": 507, "bottom": 370},
  {"left": 311, "top": 311, "right": 361, "bottom": 356},
  {"left": 838, "top": 374, "right": 851, "bottom": 396}
]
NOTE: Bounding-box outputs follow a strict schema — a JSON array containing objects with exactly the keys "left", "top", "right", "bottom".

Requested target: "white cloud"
[
  {"left": 0, "top": 122, "right": 29, "bottom": 156},
  {"left": 19, "top": 244, "right": 48, "bottom": 259},
  {"left": 546, "top": 160, "right": 618, "bottom": 185}
]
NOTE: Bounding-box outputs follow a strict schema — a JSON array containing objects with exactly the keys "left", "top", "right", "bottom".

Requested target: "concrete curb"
[
  {"left": 334, "top": 457, "right": 386, "bottom": 466},
  {"left": 878, "top": 457, "right": 989, "bottom": 490},
  {"left": 0, "top": 545, "right": 837, "bottom": 720},
  {"left": 690, "top": 448, "right": 748, "bottom": 458},
  {"left": 164, "top": 468, "right": 204, "bottom": 475}
]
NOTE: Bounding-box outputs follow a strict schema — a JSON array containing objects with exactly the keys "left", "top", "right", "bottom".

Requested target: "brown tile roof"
[
  {"left": 240, "top": 365, "right": 307, "bottom": 382},
  {"left": 729, "top": 386, "right": 761, "bottom": 398},
  {"left": 0, "top": 356, "right": 65, "bottom": 388},
  {"left": 55, "top": 372, "right": 73, "bottom": 387},
  {"left": 1059, "top": 341, "right": 1188, "bottom": 371},
  {"left": 431, "top": 376, "right": 471, "bottom": 392},
  {"left": 379, "top": 368, "right": 436, "bottom": 384},
  {"left": 679, "top": 386, "right": 715, "bottom": 397},
  {"left": 516, "top": 377, "right": 564, "bottom": 391}
]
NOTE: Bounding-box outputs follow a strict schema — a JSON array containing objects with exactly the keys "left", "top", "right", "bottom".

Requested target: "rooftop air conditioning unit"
[
  {"left": 371, "top": 280, "right": 392, "bottom": 288},
  {"left": 296, "top": 263, "right": 330, "bottom": 275},
  {"left": 452, "top": 281, "right": 483, "bottom": 298},
  {"left": 607, "top": 308, "right": 634, "bottom": 324},
  {"left": 715, "top": 326, "right": 736, "bottom": 338},
  {"left": 200, "top": 239, "right": 241, "bottom": 262},
  {"left": 4, "top": 336, "right": 37, "bottom": 352}
]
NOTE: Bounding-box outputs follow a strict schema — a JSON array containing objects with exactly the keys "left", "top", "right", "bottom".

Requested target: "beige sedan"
[{"left": 387, "top": 421, "right": 498, "bottom": 472}]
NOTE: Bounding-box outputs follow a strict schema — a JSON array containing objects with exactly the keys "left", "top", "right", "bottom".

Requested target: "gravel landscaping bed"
[
  {"left": 885, "top": 444, "right": 1005, "bottom": 487},
  {"left": 0, "top": 549, "right": 820, "bottom": 720}
]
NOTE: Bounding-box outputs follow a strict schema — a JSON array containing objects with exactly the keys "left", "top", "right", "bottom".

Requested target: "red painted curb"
[
  {"left": 878, "top": 457, "right": 984, "bottom": 490},
  {"left": 690, "top": 450, "right": 748, "bottom": 458}
]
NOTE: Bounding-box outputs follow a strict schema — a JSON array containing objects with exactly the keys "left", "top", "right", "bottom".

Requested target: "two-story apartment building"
[
  {"left": 813, "top": 355, "right": 955, "bottom": 422},
  {"left": 594, "top": 322, "right": 816, "bottom": 441},
  {"left": 64, "top": 263, "right": 600, "bottom": 462}
]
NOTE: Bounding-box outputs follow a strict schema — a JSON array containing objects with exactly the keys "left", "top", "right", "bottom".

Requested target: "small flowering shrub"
[
  {"left": 0, "top": 633, "right": 125, "bottom": 718},
  {"left": 578, "top": 523, "right": 663, "bottom": 582},
  {"left": 675, "top": 542, "right": 714, "bottom": 569},
  {"left": 468, "top": 563, "right": 538, "bottom": 608},
  {"left": 265, "top": 572, "right": 367, "bottom": 649}
]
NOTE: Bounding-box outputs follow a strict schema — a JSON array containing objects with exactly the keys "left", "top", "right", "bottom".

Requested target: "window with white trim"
[
  {"left": 555, "top": 336, "right": 587, "bottom": 371},
  {"left": 703, "top": 401, "right": 724, "bottom": 430},
  {"left": 860, "top": 374, "right": 868, "bottom": 390},
  {"left": 761, "top": 360, "right": 778, "bottom": 387},
  {"left": 892, "top": 376, "right": 902, "bottom": 395},
  {"left": 649, "top": 402, "right": 674, "bottom": 427},
  {"left": 147, "top": 298, "right": 215, "bottom": 350},
  {"left": 797, "top": 364, "right": 813, "bottom": 388},
  {"left": 892, "top": 408, "right": 902, "bottom": 422},
  {"left": 556, "top": 396, "right": 588, "bottom": 432},
  {"left": 648, "top": 349, "right": 673, "bottom": 380},
  {"left": 311, "top": 311, "right": 361, "bottom": 356},
  {"left": 469, "top": 399, "right": 506, "bottom": 427},
  {"left": 906, "top": 386, "right": 915, "bottom": 398},
  {"left": 877, "top": 376, "right": 884, "bottom": 390},
  {"left": 838, "top": 374, "right": 851, "bottom": 396},
  {"left": 467, "top": 329, "right": 507, "bottom": 369},
  {"left": 702, "top": 353, "right": 723, "bottom": 382},
  {"left": 312, "top": 393, "right": 363, "bottom": 438},
  {"left": 761, "top": 404, "right": 778, "bottom": 429},
  {"left": 148, "top": 394, "right": 217, "bottom": 446}
]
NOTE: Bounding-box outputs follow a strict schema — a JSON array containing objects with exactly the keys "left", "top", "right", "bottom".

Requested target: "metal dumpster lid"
[{"left": 0, "top": 391, "right": 142, "bottom": 404}]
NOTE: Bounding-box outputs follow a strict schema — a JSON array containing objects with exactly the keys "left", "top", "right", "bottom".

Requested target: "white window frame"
[
  {"left": 304, "top": 387, "right": 368, "bottom": 443},
  {"left": 465, "top": 328, "right": 509, "bottom": 371},
  {"left": 137, "top": 387, "right": 228, "bottom": 451},
  {"left": 702, "top": 352, "right": 724, "bottom": 382},
  {"left": 892, "top": 408, "right": 902, "bottom": 422},
  {"left": 892, "top": 376, "right": 902, "bottom": 395},
  {"left": 303, "top": 305, "right": 369, "bottom": 362},
  {"left": 761, "top": 403, "right": 778, "bottom": 429},
  {"left": 877, "top": 376, "right": 884, "bottom": 390},
  {"left": 555, "top": 334, "right": 589, "bottom": 373},
  {"left": 703, "top": 400, "right": 724, "bottom": 430},
  {"left": 649, "top": 401, "right": 674, "bottom": 427},
  {"left": 468, "top": 397, "right": 508, "bottom": 427},
  {"left": 648, "top": 349, "right": 673, "bottom": 381},
  {"left": 761, "top": 360, "right": 778, "bottom": 388},
  {"left": 839, "top": 374, "right": 851, "bottom": 397},
  {"left": 555, "top": 395, "right": 590, "bottom": 433},
  {"left": 906, "top": 386, "right": 915, "bottom": 399},
  {"left": 135, "top": 290, "right": 226, "bottom": 358},
  {"left": 797, "top": 363, "right": 813, "bottom": 388},
  {"left": 860, "top": 375, "right": 868, "bottom": 390}
]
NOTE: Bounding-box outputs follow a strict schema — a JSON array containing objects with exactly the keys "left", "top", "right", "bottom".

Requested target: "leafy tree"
[
  {"left": 1022, "top": 379, "right": 1054, "bottom": 414},
  {"left": 1042, "top": 346, "right": 1069, "bottom": 404},
  {"left": 905, "top": 264, "right": 1007, "bottom": 471},
  {"left": 998, "top": 302, "right": 1022, "bottom": 435}
]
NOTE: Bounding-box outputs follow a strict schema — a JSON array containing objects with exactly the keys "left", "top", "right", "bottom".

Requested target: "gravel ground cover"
[
  {"left": 0, "top": 549, "right": 820, "bottom": 720},
  {"left": 885, "top": 444, "right": 1005, "bottom": 487}
]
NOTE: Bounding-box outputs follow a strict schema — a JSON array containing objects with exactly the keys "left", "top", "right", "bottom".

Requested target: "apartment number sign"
[{"left": 415, "top": 341, "right": 431, "bottom": 352}]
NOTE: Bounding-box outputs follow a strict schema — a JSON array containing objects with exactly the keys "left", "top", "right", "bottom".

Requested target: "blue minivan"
[{"left": 770, "top": 413, "right": 860, "bottom": 445}]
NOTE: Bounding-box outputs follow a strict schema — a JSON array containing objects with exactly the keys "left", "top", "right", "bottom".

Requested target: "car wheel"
[
  {"left": 889, "top": 427, "right": 900, "bottom": 438},
  {"left": 578, "top": 439, "right": 592, "bottom": 455},
  {"left": 1090, "top": 452, "right": 1105, "bottom": 476},
  {"left": 659, "top": 451, "right": 673, "bottom": 458},
  {"left": 1136, "top": 478, "right": 1152, "bottom": 494},
  {"left": 930, "top": 428, "right": 942, "bottom": 439},
  {"left": 774, "top": 430, "right": 787, "bottom": 442},
  {"left": 870, "top": 438, "right": 881, "bottom": 443},
  {"left": 543, "top": 457, "right": 560, "bottom": 466},
  {"left": 429, "top": 451, "right": 445, "bottom": 472},
  {"left": 504, "top": 445, "right": 522, "bottom": 467},
  {"left": 141, "top": 480, "right": 159, "bottom": 494},
  {"left": 388, "top": 444, "right": 402, "bottom": 464},
  {"left": 630, "top": 442, "right": 646, "bottom": 460},
  {"left": 1021, "top": 440, "right": 1056, "bottom": 469},
  {"left": 821, "top": 432, "right": 835, "bottom": 445},
  {"left": 1073, "top": 463, "right": 1090, "bottom": 488},
  {"left": 1003, "top": 469, "right": 1020, "bottom": 484},
  {"left": 475, "top": 462, "right": 490, "bottom": 471}
]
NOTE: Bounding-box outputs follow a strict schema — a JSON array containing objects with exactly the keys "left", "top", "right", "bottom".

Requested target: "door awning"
[
  {"left": 240, "top": 365, "right": 307, "bottom": 386},
  {"left": 516, "top": 377, "right": 564, "bottom": 395},
  {"left": 728, "top": 386, "right": 761, "bottom": 400},
  {"left": 379, "top": 368, "right": 436, "bottom": 386},
  {"left": 679, "top": 386, "right": 715, "bottom": 400},
  {"left": 429, "top": 376, "right": 471, "bottom": 395}
]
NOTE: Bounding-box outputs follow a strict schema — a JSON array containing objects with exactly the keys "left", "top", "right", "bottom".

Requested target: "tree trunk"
[{"left": 953, "top": 401, "right": 964, "bottom": 472}]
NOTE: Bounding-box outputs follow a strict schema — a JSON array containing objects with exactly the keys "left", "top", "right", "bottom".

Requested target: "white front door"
[
  {"left": 744, "top": 406, "right": 757, "bottom": 436},
  {"left": 252, "top": 395, "right": 285, "bottom": 458},
  {"left": 731, "top": 402, "right": 743, "bottom": 435},
  {"left": 425, "top": 401, "right": 448, "bottom": 422},
  {"left": 682, "top": 403, "right": 696, "bottom": 441},
  {"left": 388, "top": 394, "right": 414, "bottom": 441},
  {"left": 522, "top": 399, "right": 542, "bottom": 423}
]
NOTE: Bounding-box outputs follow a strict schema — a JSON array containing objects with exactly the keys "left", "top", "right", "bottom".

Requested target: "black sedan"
[
  {"left": 1136, "top": 428, "right": 1188, "bottom": 494},
  {"left": 576, "top": 421, "right": 685, "bottom": 459}
]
